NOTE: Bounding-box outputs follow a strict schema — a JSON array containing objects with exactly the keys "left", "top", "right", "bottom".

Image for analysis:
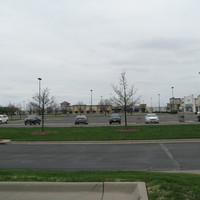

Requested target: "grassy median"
[
  {"left": 0, "top": 169, "right": 200, "bottom": 200},
  {"left": 1, "top": 124, "right": 200, "bottom": 141}
]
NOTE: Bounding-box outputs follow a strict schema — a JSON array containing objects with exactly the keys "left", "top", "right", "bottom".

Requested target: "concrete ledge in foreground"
[
  {"left": 0, "top": 139, "right": 10, "bottom": 144},
  {"left": 0, "top": 182, "right": 148, "bottom": 200}
]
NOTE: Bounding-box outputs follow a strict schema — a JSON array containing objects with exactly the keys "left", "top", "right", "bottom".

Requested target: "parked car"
[
  {"left": 0, "top": 115, "right": 8, "bottom": 124},
  {"left": 24, "top": 115, "right": 41, "bottom": 125},
  {"left": 75, "top": 115, "right": 88, "bottom": 125},
  {"left": 109, "top": 113, "right": 121, "bottom": 124},
  {"left": 197, "top": 112, "right": 200, "bottom": 122},
  {"left": 145, "top": 113, "right": 159, "bottom": 124}
]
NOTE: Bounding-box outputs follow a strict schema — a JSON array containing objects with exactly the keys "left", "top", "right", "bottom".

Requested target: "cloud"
[{"left": 0, "top": 0, "right": 200, "bottom": 107}]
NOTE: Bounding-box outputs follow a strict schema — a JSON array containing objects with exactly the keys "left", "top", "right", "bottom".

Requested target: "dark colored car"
[
  {"left": 75, "top": 115, "right": 88, "bottom": 125},
  {"left": 24, "top": 115, "right": 41, "bottom": 125},
  {"left": 109, "top": 113, "right": 121, "bottom": 124}
]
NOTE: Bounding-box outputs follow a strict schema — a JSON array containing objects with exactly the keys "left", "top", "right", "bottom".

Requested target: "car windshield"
[
  {"left": 110, "top": 114, "right": 120, "bottom": 118},
  {"left": 27, "top": 115, "right": 37, "bottom": 119},
  {"left": 76, "top": 115, "right": 86, "bottom": 119},
  {"left": 147, "top": 114, "right": 157, "bottom": 117}
]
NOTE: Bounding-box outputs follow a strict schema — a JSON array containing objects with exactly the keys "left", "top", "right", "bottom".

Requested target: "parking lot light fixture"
[
  {"left": 158, "top": 94, "right": 160, "bottom": 113},
  {"left": 38, "top": 78, "right": 42, "bottom": 115},
  {"left": 171, "top": 87, "right": 174, "bottom": 112},
  {"left": 90, "top": 90, "right": 93, "bottom": 114},
  {"left": 198, "top": 72, "right": 200, "bottom": 111}
]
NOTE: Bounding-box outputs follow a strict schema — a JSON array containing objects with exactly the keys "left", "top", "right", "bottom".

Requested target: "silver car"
[
  {"left": 145, "top": 114, "right": 159, "bottom": 124},
  {"left": 75, "top": 115, "right": 88, "bottom": 125}
]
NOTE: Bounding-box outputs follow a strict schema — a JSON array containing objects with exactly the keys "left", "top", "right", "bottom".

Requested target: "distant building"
[
  {"left": 147, "top": 106, "right": 168, "bottom": 113},
  {"left": 195, "top": 96, "right": 200, "bottom": 112},
  {"left": 60, "top": 101, "right": 70, "bottom": 114},
  {"left": 66, "top": 104, "right": 147, "bottom": 114},
  {"left": 182, "top": 95, "right": 196, "bottom": 112},
  {"left": 69, "top": 104, "right": 112, "bottom": 114},
  {"left": 168, "top": 98, "right": 182, "bottom": 112},
  {"left": 139, "top": 104, "right": 147, "bottom": 113},
  {"left": 167, "top": 95, "right": 200, "bottom": 113}
]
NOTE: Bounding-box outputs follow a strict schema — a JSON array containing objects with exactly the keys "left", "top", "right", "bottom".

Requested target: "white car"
[
  {"left": 145, "top": 114, "right": 159, "bottom": 124},
  {"left": 0, "top": 115, "right": 8, "bottom": 124}
]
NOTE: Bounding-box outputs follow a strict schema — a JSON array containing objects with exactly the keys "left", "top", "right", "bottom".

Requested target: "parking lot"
[{"left": 1, "top": 113, "right": 199, "bottom": 127}]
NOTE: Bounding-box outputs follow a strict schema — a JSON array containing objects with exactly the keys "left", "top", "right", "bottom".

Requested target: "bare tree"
[
  {"left": 110, "top": 71, "right": 141, "bottom": 127},
  {"left": 52, "top": 102, "right": 60, "bottom": 116},
  {"left": 27, "top": 102, "right": 39, "bottom": 114},
  {"left": 98, "top": 98, "right": 112, "bottom": 116},
  {"left": 33, "top": 88, "right": 55, "bottom": 131}
]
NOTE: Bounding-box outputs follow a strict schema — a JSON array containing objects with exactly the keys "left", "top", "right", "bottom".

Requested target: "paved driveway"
[{"left": 1, "top": 142, "right": 200, "bottom": 171}]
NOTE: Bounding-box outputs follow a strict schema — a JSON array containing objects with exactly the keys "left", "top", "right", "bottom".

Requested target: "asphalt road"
[
  {"left": 2, "top": 113, "right": 199, "bottom": 127},
  {"left": 1, "top": 142, "right": 200, "bottom": 171}
]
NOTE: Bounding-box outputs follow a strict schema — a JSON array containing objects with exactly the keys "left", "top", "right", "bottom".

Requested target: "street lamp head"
[{"left": 38, "top": 78, "right": 42, "bottom": 80}]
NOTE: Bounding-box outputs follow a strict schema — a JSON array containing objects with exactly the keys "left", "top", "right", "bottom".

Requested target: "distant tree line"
[{"left": 0, "top": 104, "right": 20, "bottom": 115}]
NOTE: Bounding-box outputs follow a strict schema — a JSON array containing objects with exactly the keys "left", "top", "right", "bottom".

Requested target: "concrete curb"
[
  {"left": 0, "top": 182, "right": 148, "bottom": 200},
  {"left": 9, "top": 138, "right": 200, "bottom": 145},
  {"left": 0, "top": 139, "right": 11, "bottom": 144}
]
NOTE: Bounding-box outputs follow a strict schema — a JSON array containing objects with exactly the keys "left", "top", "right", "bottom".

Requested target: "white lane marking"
[{"left": 160, "top": 144, "right": 180, "bottom": 170}]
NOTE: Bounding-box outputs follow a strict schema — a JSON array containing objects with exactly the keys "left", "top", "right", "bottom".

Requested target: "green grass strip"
[{"left": 1, "top": 124, "right": 200, "bottom": 141}]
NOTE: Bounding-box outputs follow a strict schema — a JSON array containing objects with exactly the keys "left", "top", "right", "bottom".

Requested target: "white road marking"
[{"left": 160, "top": 143, "right": 180, "bottom": 170}]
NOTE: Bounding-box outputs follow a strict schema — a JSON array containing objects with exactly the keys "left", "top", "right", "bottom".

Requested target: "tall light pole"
[
  {"left": 90, "top": 89, "right": 93, "bottom": 114},
  {"left": 171, "top": 86, "right": 174, "bottom": 112},
  {"left": 100, "top": 96, "right": 103, "bottom": 115},
  {"left": 38, "top": 78, "right": 42, "bottom": 115},
  {"left": 198, "top": 72, "right": 200, "bottom": 111},
  {"left": 158, "top": 94, "right": 160, "bottom": 113}
]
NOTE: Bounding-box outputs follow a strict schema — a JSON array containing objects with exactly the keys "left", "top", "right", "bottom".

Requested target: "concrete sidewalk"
[{"left": 0, "top": 182, "right": 148, "bottom": 200}]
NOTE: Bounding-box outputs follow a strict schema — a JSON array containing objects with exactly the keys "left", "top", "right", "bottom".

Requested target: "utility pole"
[
  {"left": 38, "top": 78, "right": 42, "bottom": 115},
  {"left": 90, "top": 89, "right": 93, "bottom": 114}
]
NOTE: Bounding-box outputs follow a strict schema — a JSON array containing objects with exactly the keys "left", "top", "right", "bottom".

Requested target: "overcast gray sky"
[{"left": 1, "top": 0, "right": 200, "bottom": 108}]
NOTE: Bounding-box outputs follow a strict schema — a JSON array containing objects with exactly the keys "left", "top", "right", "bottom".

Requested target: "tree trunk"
[
  {"left": 124, "top": 105, "right": 128, "bottom": 128},
  {"left": 41, "top": 103, "right": 45, "bottom": 131}
]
